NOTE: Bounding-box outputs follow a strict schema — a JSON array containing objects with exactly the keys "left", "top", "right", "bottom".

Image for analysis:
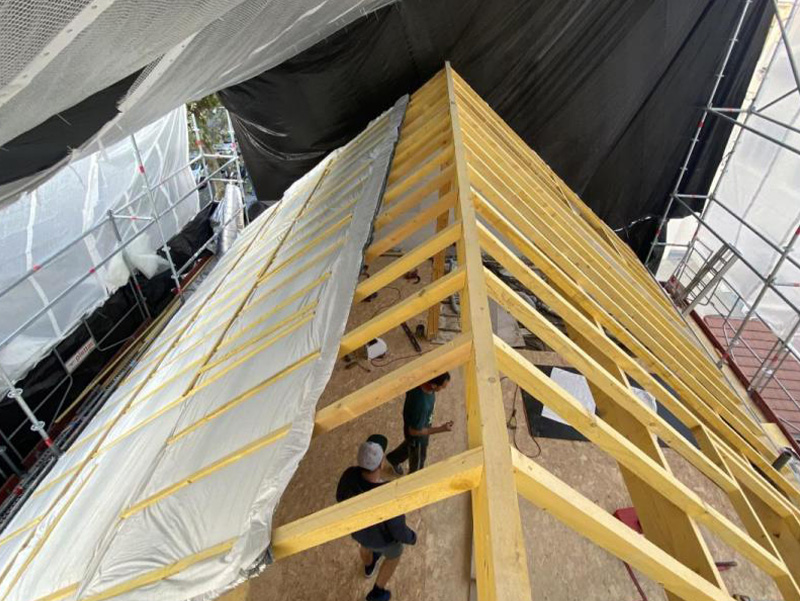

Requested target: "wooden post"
[{"left": 445, "top": 62, "right": 533, "bottom": 601}]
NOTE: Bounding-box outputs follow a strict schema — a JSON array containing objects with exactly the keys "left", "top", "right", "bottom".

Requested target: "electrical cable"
[
  {"left": 369, "top": 353, "right": 418, "bottom": 368},
  {"left": 367, "top": 285, "right": 402, "bottom": 319}
]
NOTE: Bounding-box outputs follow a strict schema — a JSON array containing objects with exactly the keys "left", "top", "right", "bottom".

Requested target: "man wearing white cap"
[{"left": 336, "top": 434, "right": 417, "bottom": 601}]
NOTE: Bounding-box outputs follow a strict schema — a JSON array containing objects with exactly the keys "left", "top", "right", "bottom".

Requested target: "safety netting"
[
  {"left": 661, "top": 7, "right": 800, "bottom": 342},
  {"left": 0, "top": 0, "right": 394, "bottom": 202},
  {"left": 0, "top": 107, "right": 199, "bottom": 381},
  {"left": 695, "top": 7, "right": 800, "bottom": 339},
  {"left": 0, "top": 98, "right": 404, "bottom": 601}
]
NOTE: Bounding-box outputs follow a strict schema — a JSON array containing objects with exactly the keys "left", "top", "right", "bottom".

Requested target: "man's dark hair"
[{"left": 427, "top": 372, "right": 451, "bottom": 387}]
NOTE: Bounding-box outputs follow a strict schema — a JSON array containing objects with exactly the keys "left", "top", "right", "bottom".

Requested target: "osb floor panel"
[{"left": 218, "top": 258, "right": 780, "bottom": 601}]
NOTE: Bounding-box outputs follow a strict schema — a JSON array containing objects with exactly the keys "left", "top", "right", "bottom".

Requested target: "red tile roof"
[{"left": 704, "top": 316, "right": 800, "bottom": 439}]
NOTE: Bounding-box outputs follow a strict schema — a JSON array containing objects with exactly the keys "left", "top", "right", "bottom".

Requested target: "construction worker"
[
  {"left": 336, "top": 434, "right": 417, "bottom": 601},
  {"left": 386, "top": 372, "right": 452, "bottom": 474}
]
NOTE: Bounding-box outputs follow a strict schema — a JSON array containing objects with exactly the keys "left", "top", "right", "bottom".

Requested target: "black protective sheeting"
[
  {"left": 219, "top": 0, "right": 772, "bottom": 258},
  {"left": 521, "top": 367, "right": 697, "bottom": 447},
  {"left": 0, "top": 70, "right": 141, "bottom": 186}
]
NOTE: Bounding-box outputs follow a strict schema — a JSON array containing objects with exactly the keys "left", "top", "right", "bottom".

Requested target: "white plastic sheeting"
[
  {"left": 0, "top": 107, "right": 199, "bottom": 380},
  {"left": 0, "top": 98, "right": 405, "bottom": 601},
  {"left": 0, "top": 0, "right": 395, "bottom": 203},
  {"left": 693, "top": 10, "right": 800, "bottom": 338}
]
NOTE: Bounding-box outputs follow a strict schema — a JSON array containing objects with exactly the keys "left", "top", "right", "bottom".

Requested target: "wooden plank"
[
  {"left": 463, "top": 124, "right": 757, "bottom": 422},
  {"left": 445, "top": 62, "right": 532, "bottom": 601},
  {"left": 383, "top": 144, "right": 453, "bottom": 204},
  {"left": 80, "top": 538, "right": 237, "bottom": 601},
  {"left": 557, "top": 320, "right": 726, "bottom": 597},
  {"left": 314, "top": 334, "right": 472, "bottom": 435},
  {"left": 511, "top": 448, "right": 733, "bottom": 601},
  {"left": 374, "top": 165, "right": 454, "bottom": 230},
  {"left": 272, "top": 447, "right": 483, "bottom": 559},
  {"left": 427, "top": 141, "right": 454, "bottom": 339},
  {"left": 353, "top": 221, "right": 460, "bottom": 302},
  {"left": 495, "top": 338, "right": 788, "bottom": 578},
  {"left": 478, "top": 228, "right": 737, "bottom": 493},
  {"left": 465, "top": 145, "right": 764, "bottom": 454},
  {"left": 455, "top": 90, "right": 731, "bottom": 372},
  {"left": 472, "top": 181, "right": 789, "bottom": 488},
  {"left": 339, "top": 267, "right": 465, "bottom": 357},
  {"left": 693, "top": 427, "right": 800, "bottom": 601},
  {"left": 744, "top": 489, "right": 800, "bottom": 583},
  {"left": 364, "top": 190, "right": 456, "bottom": 261},
  {"left": 452, "top": 73, "right": 678, "bottom": 319}
]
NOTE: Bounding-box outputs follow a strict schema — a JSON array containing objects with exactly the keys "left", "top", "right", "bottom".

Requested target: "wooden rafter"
[{"left": 9, "top": 64, "right": 800, "bottom": 601}]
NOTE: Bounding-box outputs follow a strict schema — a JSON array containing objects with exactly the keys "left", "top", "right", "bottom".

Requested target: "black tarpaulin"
[
  {"left": 219, "top": 0, "right": 772, "bottom": 258},
  {"left": 0, "top": 71, "right": 141, "bottom": 187}
]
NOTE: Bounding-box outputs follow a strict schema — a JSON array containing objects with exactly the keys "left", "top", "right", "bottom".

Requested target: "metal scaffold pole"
[
  {"left": 718, "top": 219, "right": 800, "bottom": 367},
  {"left": 0, "top": 367, "right": 60, "bottom": 456},
  {"left": 645, "top": 0, "right": 754, "bottom": 267},
  {"left": 107, "top": 210, "right": 152, "bottom": 321},
  {"left": 129, "top": 133, "right": 185, "bottom": 304}
]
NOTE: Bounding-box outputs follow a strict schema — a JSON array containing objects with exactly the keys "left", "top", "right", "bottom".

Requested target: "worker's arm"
[
  {"left": 386, "top": 515, "right": 417, "bottom": 545},
  {"left": 407, "top": 421, "right": 453, "bottom": 437}
]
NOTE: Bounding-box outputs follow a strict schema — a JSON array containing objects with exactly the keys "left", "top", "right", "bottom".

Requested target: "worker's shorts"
[{"left": 363, "top": 540, "right": 404, "bottom": 560}]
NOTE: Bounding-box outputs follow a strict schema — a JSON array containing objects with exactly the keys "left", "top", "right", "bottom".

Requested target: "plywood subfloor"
[{"left": 219, "top": 258, "right": 781, "bottom": 601}]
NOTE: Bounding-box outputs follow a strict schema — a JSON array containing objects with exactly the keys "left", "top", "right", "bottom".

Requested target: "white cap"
[{"left": 357, "top": 441, "right": 384, "bottom": 471}]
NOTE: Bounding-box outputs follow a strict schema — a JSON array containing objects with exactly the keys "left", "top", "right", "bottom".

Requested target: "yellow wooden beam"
[
  {"left": 374, "top": 165, "right": 454, "bottom": 230},
  {"left": 445, "top": 62, "right": 532, "bottom": 601},
  {"left": 693, "top": 427, "right": 800, "bottom": 601},
  {"left": 338, "top": 266, "right": 465, "bottom": 357},
  {"left": 558, "top": 320, "right": 726, "bottom": 597},
  {"left": 473, "top": 183, "right": 800, "bottom": 506},
  {"left": 478, "top": 237, "right": 737, "bottom": 493},
  {"left": 511, "top": 448, "right": 733, "bottom": 601},
  {"left": 383, "top": 144, "right": 453, "bottom": 205},
  {"left": 494, "top": 337, "right": 788, "bottom": 578},
  {"left": 315, "top": 333, "right": 472, "bottom": 435},
  {"left": 80, "top": 538, "right": 237, "bottom": 601},
  {"left": 365, "top": 189, "right": 456, "bottom": 262},
  {"left": 354, "top": 221, "right": 460, "bottom": 302},
  {"left": 272, "top": 447, "right": 483, "bottom": 559}
]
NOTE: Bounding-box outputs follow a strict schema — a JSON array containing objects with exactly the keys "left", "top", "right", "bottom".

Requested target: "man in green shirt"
[{"left": 386, "top": 372, "right": 452, "bottom": 474}]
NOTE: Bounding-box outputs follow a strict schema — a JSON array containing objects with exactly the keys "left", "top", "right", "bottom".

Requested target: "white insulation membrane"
[
  {"left": 0, "top": 107, "right": 199, "bottom": 380},
  {"left": 695, "top": 10, "right": 800, "bottom": 338},
  {"left": 0, "top": 98, "right": 406, "bottom": 601}
]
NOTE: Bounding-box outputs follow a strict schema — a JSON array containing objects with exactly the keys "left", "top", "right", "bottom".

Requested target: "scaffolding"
[
  {"left": 648, "top": 0, "right": 800, "bottom": 445},
  {"left": 0, "top": 109, "right": 248, "bottom": 483}
]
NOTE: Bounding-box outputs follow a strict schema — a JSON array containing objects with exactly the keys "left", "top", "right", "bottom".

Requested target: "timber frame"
[
  {"left": 271, "top": 64, "right": 800, "bottom": 601},
  {"left": 3, "top": 64, "right": 800, "bottom": 601}
]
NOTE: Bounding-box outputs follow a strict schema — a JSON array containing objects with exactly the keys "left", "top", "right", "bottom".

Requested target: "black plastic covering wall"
[
  {"left": 0, "top": 206, "right": 214, "bottom": 474},
  {"left": 219, "top": 0, "right": 773, "bottom": 259},
  {"left": 0, "top": 71, "right": 141, "bottom": 187}
]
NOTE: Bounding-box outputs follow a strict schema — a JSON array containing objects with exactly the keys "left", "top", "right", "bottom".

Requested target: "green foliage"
[{"left": 187, "top": 93, "right": 226, "bottom": 151}]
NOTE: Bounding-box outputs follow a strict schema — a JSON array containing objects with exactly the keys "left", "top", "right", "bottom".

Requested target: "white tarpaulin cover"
[
  {"left": 0, "top": 98, "right": 405, "bottom": 601},
  {"left": 695, "top": 10, "right": 800, "bottom": 338},
  {"left": 0, "top": 106, "right": 199, "bottom": 380},
  {"left": 0, "top": 0, "right": 395, "bottom": 202}
]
